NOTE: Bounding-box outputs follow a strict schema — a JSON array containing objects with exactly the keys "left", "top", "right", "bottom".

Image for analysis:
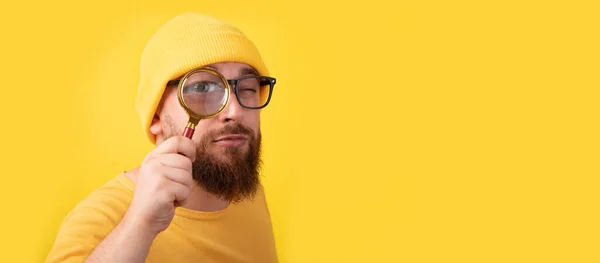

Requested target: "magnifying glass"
[{"left": 176, "top": 67, "right": 231, "bottom": 139}]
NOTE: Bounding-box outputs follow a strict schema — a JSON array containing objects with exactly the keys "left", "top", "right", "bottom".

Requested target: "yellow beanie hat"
[{"left": 134, "top": 12, "right": 269, "bottom": 144}]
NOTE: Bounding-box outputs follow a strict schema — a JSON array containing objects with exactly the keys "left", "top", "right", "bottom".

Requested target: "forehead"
[{"left": 203, "top": 62, "right": 258, "bottom": 76}]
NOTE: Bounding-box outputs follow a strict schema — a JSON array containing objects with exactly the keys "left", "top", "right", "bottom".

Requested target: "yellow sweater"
[{"left": 45, "top": 173, "right": 279, "bottom": 263}]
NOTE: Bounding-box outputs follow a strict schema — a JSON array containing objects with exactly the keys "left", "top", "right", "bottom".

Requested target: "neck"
[
  {"left": 182, "top": 184, "right": 229, "bottom": 212},
  {"left": 125, "top": 167, "right": 229, "bottom": 212}
]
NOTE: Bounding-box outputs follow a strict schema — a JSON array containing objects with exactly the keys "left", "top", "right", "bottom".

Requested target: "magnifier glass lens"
[{"left": 181, "top": 71, "right": 227, "bottom": 116}]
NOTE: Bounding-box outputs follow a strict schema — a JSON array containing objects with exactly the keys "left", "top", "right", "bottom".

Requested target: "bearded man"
[{"left": 45, "top": 12, "right": 279, "bottom": 263}]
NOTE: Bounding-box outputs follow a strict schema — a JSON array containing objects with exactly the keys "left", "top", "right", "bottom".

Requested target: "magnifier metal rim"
[{"left": 177, "top": 66, "right": 231, "bottom": 122}]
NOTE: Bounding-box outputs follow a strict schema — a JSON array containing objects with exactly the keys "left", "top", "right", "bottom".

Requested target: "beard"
[{"left": 162, "top": 114, "right": 262, "bottom": 203}]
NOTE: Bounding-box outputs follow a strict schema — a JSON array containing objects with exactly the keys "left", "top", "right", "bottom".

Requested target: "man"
[{"left": 45, "top": 12, "right": 279, "bottom": 263}]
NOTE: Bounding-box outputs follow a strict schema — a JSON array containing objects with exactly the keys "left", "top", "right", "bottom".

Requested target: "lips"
[{"left": 213, "top": 134, "right": 249, "bottom": 142}]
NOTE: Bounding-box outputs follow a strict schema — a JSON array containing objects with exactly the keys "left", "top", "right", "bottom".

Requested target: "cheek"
[
  {"left": 189, "top": 119, "right": 216, "bottom": 143},
  {"left": 167, "top": 105, "right": 190, "bottom": 124},
  {"left": 244, "top": 111, "right": 261, "bottom": 134},
  {"left": 162, "top": 91, "right": 189, "bottom": 121}
]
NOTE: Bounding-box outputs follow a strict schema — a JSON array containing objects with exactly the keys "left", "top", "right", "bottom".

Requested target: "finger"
[
  {"left": 153, "top": 136, "right": 197, "bottom": 162},
  {"left": 161, "top": 166, "right": 194, "bottom": 190},
  {"left": 163, "top": 179, "right": 191, "bottom": 204},
  {"left": 156, "top": 153, "right": 193, "bottom": 172}
]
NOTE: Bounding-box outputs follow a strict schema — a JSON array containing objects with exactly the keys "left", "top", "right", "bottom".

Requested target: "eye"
[
  {"left": 238, "top": 78, "right": 260, "bottom": 95},
  {"left": 187, "top": 81, "right": 220, "bottom": 93},
  {"left": 239, "top": 86, "right": 258, "bottom": 94}
]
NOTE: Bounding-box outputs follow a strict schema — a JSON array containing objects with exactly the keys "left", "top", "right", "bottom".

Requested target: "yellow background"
[{"left": 0, "top": 0, "right": 598, "bottom": 262}]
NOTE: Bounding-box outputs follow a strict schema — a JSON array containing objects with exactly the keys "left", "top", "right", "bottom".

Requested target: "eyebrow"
[
  {"left": 239, "top": 67, "right": 259, "bottom": 76},
  {"left": 202, "top": 65, "right": 258, "bottom": 76}
]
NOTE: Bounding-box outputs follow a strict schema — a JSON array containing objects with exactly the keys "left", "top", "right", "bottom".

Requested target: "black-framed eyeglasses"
[{"left": 167, "top": 74, "right": 276, "bottom": 110}]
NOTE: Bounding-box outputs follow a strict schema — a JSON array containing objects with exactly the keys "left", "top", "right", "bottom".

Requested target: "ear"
[
  {"left": 150, "top": 88, "right": 170, "bottom": 137},
  {"left": 149, "top": 112, "right": 162, "bottom": 136}
]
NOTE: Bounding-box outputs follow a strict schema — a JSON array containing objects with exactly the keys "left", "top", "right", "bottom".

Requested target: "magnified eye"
[
  {"left": 180, "top": 70, "right": 229, "bottom": 117},
  {"left": 186, "top": 81, "right": 220, "bottom": 93}
]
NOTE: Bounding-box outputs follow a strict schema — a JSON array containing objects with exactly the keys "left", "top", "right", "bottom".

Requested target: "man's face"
[{"left": 151, "top": 62, "right": 263, "bottom": 203}]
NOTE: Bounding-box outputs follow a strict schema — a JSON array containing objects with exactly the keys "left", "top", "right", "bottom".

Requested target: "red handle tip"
[{"left": 182, "top": 127, "right": 194, "bottom": 139}]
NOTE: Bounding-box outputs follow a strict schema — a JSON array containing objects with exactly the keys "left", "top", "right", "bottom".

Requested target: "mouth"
[
  {"left": 212, "top": 134, "right": 249, "bottom": 147},
  {"left": 214, "top": 134, "right": 249, "bottom": 142}
]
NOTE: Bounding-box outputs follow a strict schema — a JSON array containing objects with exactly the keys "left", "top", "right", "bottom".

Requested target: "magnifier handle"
[{"left": 182, "top": 126, "right": 195, "bottom": 139}]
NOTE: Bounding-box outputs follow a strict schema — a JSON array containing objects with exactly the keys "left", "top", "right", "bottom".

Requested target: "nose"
[{"left": 218, "top": 89, "right": 244, "bottom": 123}]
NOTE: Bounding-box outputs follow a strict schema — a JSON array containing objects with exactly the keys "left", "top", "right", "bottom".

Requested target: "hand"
[{"left": 124, "top": 136, "right": 196, "bottom": 236}]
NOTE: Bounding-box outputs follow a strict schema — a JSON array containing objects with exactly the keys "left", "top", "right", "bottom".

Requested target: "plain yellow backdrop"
[{"left": 0, "top": 0, "right": 598, "bottom": 262}]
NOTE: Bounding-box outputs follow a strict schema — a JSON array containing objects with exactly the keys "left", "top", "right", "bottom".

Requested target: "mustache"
[{"left": 206, "top": 123, "right": 254, "bottom": 140}]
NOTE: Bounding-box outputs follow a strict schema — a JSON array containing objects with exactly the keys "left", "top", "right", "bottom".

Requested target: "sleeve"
[{"left": 44, "top": 184, "right": 131, "bottom": 263}]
